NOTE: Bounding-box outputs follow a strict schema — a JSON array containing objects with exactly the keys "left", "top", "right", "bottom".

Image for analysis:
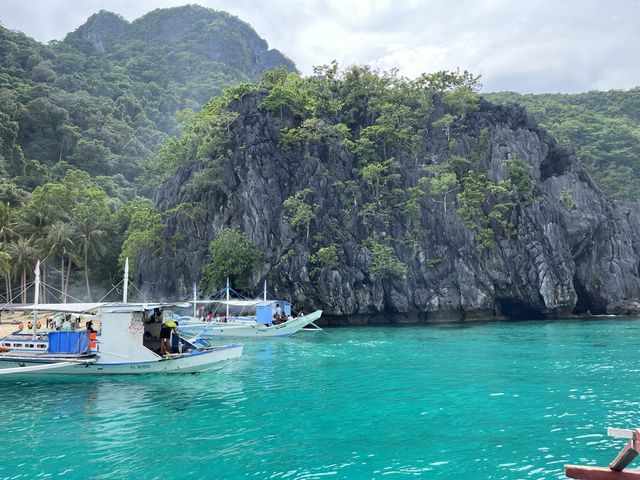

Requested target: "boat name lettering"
[{"left": 130, "top": 364, "right": 151, "bottom": 369}]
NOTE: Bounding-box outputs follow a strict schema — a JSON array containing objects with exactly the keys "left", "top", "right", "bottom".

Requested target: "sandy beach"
[{"left": 0, "top": 311, "right": 47, "bottom": 337}]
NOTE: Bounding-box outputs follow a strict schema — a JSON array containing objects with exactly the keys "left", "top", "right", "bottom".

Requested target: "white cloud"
[{"left": 1, "top": 0, "right": 638, "bottom": 93}]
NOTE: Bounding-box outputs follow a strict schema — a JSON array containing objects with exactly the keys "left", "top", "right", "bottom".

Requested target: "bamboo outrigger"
[{"left": 565, "top": 428, "right": 640, "bottom": 479}]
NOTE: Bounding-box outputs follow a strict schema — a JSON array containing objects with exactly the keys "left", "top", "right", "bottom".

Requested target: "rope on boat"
[
  {"left": 96, "top": 277, "right": 125, "bottom": 302},
  {"left": 306, "top": 322, "right": 337, "bottom": 339}
]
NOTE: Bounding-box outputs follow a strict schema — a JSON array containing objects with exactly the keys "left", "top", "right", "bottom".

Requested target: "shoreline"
[
  {"left": 317, "top": 311, "right": 629, "bottom": 327},
  {"left": 0, "top": 310, "right": 634, "bottom": 337}
]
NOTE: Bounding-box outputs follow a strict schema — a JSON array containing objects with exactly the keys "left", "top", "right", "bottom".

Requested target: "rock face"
[{"left": 137, "top": 93, "right": 640, "bottom": 323}]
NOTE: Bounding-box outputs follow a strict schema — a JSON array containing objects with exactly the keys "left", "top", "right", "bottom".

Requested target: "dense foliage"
[
  {"left": 2, "top": 6, "right": 640, "bottom": 298},
  {"left": 0, "top": 6, "right": 294, "bottom": 300},
  {"left": 201, "top": 228, "right": 261, "bottom": 291},
  {"left": 485, "top": 89, "right": 640, "bottom": 200}
]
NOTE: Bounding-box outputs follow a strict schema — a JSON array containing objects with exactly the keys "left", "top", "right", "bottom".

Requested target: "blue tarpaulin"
[{"left": 48, "top": 331, "right": 90, "bottom": 354}]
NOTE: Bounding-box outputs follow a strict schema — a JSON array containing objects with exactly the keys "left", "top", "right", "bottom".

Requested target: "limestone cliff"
[{"left": 137, "top": 90, "right": 640, "bottom": 323}]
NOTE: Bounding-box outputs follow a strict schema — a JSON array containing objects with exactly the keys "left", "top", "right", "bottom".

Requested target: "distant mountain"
[
  {"left": 64, "top": 6, "right": 296, "bottom": 105},
  {"left": 0, "top": 5, "right": 296, "bottom": 193}
]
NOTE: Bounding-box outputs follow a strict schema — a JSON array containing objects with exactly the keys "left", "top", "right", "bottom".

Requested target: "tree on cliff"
[
  {"left": 283, "top": 189, "right": 317, "bottom": 241},
  {"left": 201, "top": 228, "right": 261, "bottom": 291}
]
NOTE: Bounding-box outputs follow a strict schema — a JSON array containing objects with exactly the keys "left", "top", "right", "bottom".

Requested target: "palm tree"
[
  {"left": 7, "top": 236, "right": 37, "bottom": 303},
  {"left": 45, "top": 221, "right": 81, "bottom": 303},
  {"left": 75, "top": 218, "right": 106, "bottom": 302},
  {"left": 0, "top": 250, "right": 12, "bottom": 302}
]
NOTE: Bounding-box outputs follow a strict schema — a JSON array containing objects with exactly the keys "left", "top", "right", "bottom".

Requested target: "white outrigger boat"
[
  {"left": 0, "top": 260, "right": 243, "bottom": 376},
  {"left": 176, "top": 280, "right": 323, "bottom": 339},
  {"left": 0, "top": 302, "right": 243, "bottom": 375}
]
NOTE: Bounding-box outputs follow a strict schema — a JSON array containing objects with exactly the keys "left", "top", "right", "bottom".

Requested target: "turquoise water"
[{"left": 1, "top": 319, "right": 639, "bottom": 479}]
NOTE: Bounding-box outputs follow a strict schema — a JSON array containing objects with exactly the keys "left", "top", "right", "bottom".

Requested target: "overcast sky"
[{"left": 1, "top": 0, "right": 638, "bottom": 93}]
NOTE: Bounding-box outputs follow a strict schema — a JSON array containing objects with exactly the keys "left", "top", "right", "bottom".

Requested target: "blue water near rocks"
[{"left": 1, "top": 318, "right": 640, "bottom": 479}]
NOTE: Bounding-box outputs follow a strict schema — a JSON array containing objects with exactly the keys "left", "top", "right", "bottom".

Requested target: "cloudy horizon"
[{"left": 1, "top": 0, "right": 638, "bottom": 94}]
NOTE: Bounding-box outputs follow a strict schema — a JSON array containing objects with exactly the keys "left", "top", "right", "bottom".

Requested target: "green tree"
[
  {"left": 45, "top": 221, "right": 81, "bottom": 302},
  {"left": 360, "top": 159, "right": 401, "bottom": 206},
  {"left": 7, "top": 236, "right": 37, "bottom": 303},
  {"left": 433, "top": 114, "right": 455, "bottom": 142},
  {"left": 119, "top": 199, "right": 163, "bottom": 272},
  {"left": 507, "top": 157, "right": 534, "bottom": 200},
  {"left": 310, "top": 244, "right": 339, "bottom": 276},
  {"left": 200, "top": 228, "right": 261, "bottom": 291},
  {"left": 456, "top": 170, "right": 487, "bottom": 230},
  {"left": 367, "top": 240, "right": 407, "bottom": 279},
  {"left": 423, "top": 164, "right": 458, "bottom": 213},
  {"left": 0, "top": 250, "right": 12, "bottom": 302},
  {"left": 259, "top": 72, "right": 309, "bottom": 119},
  {"left": 283, "top": 188, "right": 317, "bottom": 241}
]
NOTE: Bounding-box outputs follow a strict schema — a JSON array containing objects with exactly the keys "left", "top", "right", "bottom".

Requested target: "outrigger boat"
[
  {"left": 0, "top": 260, "right": 243, "bottom": 375},
  {"left": 176, "top": 280, "right": 323, "bottom": 339},
  {"left": 0, "top": 302, "right": 243, "bottom": 375}
]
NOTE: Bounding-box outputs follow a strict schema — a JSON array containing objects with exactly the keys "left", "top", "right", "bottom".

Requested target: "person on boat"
[
  {"left": 61, "top": 315, "right": 72, "bottom": 331},
  {"left": 27, "top": 321, "right": 33, "bottom": 330},
  {"left": 275, "top": 304, "right": 282, "bottom": 316},
  {"left": 160, "top": 318, "right": 177, "bottom": 356},
  {"left": 86, "top": 320, "right": 98, "bottom": 349}
]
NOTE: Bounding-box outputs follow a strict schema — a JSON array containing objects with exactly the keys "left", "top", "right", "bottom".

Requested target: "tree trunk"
[
  {"left": 64, "top": 258, "right": 72, "bottom": 303},
  {"left": 4, "top": 273, "right": 11, "bottom": 303},
  {"left": 84, "top": 243, "right": 91, "bottom": 302},
  {"left": 21, "top": 267, "right": 26, "bottom": 304},
  {"left": 41, "top": 263, "right": 46, "bottom": 303},
  {"left": 61, "top": 256, "right": 65, "bottom": 303}
]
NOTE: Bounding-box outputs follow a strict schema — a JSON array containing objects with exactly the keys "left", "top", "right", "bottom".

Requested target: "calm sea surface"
[{"left": 1, "top": 318, "right": 639, "bottom": 479}]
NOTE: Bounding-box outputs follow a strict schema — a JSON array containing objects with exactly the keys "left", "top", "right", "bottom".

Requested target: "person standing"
[{"left": 160, "top": 318, "right": 177, "bottom": 356}]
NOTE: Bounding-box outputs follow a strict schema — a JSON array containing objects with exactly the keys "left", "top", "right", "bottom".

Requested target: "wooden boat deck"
[{"left": 566, "top": 428, "right": 640, "bottom": 479}]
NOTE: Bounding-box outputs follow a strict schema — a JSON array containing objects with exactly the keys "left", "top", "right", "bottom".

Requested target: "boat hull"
[
  {"left": 0, "top": 344, "right": 243, "bottom": 375},
  {"left": 178, "top": 310, "right": 323, "bottom": 338}
]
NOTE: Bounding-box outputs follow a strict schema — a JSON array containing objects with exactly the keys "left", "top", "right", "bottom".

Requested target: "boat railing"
[{"left": 565, "top": 427, "right": 640, "bottom": 479}]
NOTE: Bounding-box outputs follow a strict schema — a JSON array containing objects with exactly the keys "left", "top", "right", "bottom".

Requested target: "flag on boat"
[{"left": 34, "top": 259, "right": 40, "bottom": 275}]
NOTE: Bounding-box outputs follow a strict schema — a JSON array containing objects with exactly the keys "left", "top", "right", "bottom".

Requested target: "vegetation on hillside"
[
  {"left": 0, "top": 6, "right": 293, "bottom": 300},
  {"left": 485, "top": 89, "right": 640, "bottom": 200},
  {"left": 1, "top": 6, "right": 639, "bottom": 298}
]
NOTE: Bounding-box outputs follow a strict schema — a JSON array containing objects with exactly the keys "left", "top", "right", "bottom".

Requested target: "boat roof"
[
  {"left": 192, "top": 299, "right": 262, "bottom": 307},
  {"left": 191, "top": 299, "right": 289, "bottom": 307},
  {"left": 3, "top": 302, "right": 190, "bottom": 314}
]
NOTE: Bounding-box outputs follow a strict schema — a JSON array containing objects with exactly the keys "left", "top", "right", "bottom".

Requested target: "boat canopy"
[
  {"left": 192, "top": 299, "right": 263, "bottom": 308},
  {"left": 5, "top": 302, "right": 190, "bottom": 314}
]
